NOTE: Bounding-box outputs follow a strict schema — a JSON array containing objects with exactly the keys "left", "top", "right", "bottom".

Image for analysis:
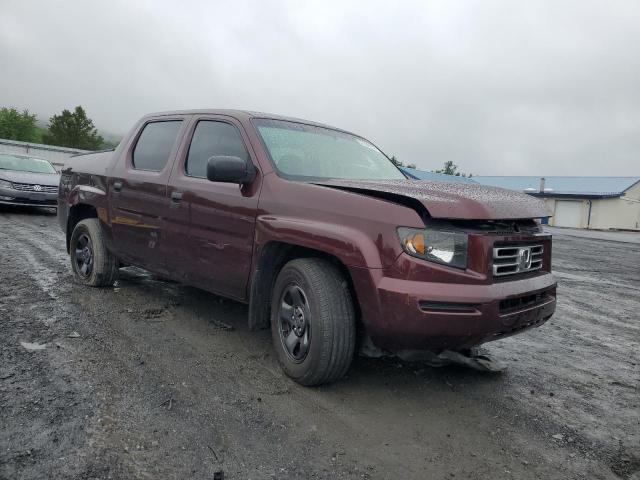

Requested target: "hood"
[
  {"left": 314, "top": 179, "right": 550, "bottom": 220},
  {"left": 0, "top": 170, "right": 60, "bottom": 186}
]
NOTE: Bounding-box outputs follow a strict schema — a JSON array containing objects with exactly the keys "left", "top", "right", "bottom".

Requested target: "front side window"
[
  {"left": 186, "top": 121, "right": 249, "bottom": 178},
  {"left": 132, "top": 121, "right": 182, "bottom": 171},
  {"left": 254, "top": 119, "right": 405, "bottom": 181}
]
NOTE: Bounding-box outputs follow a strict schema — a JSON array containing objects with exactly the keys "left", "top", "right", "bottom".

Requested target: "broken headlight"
[{"left": 397, "top": 227, "right": 468, "bottom": 269}]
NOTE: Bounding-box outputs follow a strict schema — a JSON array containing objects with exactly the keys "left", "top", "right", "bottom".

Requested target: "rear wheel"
[
  {"left": 270, "top": 258, "right": 356, "bottom": 386},
  {"left": 70, "top": 218, "right": 118, "bottom": 287}
]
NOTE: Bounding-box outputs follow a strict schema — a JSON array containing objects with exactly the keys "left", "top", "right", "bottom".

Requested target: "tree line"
[
  {"left": 391, "top": 156, "right": 472, "bottom": 177},
  {"left": 0, "top": 106, "right": 116, "bottom": 150}
]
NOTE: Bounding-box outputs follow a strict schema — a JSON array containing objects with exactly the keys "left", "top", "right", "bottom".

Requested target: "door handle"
[
  {"left": 113, "top": 181, "right": 122, "bottom": 192},
  {"left": 171, "top": 191, "right": 183, "bottom": 203}
]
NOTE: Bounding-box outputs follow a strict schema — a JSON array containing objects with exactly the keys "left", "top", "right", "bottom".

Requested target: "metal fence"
[{"left": 0, "top": 138, "right": 90, "bottom": 171}]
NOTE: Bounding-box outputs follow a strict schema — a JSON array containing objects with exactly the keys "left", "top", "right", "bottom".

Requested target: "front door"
[
  {"left": 108, "top": 118, "right": 185, "bottom": 274},
  {"left": 165, "top": 116, "right": 261, "bottom": 300}
]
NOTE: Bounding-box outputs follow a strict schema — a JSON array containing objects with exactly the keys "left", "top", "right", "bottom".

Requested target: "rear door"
[
  {"left": 108, "top": 117, "right": 185, "bottom": 273},
  {"left": 165, "top": 115, "right": 261, "bottom": 300}
]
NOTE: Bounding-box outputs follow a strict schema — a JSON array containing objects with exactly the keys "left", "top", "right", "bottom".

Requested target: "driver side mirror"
[{"left": 206, "top": 156, "right": 256, "bottom": 184}]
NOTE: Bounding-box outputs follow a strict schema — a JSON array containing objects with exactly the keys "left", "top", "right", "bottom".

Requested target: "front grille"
[
  {"left": 491, "top": 314, "right": 551, "bottom": 338},
  {"left": 499, "top": 289, "right": 552, "bottom": 312},
  {"left": 493, "top": 244, "right": 543, "bottom": 277},
  {"left": 10, "top": 182, "right": 58, "bottom": 194}
]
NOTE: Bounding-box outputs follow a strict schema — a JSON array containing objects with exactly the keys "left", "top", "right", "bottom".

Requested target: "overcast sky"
[{"left": 1, "top": 0, "right": 639, "bottom": 175}]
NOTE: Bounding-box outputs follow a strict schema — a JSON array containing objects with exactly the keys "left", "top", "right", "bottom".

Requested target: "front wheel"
[
  {"left": 70, "top": 218, "right": 119, "bottom": 287},
  {"left": 270, "top": 258, "right": 356, "bottom": 386}
]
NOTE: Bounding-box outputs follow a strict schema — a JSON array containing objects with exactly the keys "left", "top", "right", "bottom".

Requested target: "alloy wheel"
[
  {"left": 74, "top": 233, "right": 94, "bottom": 278},
  {"left": 278, "top": 284, "right": 311, "bottom": 362}
]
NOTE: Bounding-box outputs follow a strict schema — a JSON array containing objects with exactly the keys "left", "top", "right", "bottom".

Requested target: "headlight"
[
  {"left": 398, "top": 227, "right": 468, "bottom": 269},
  {"left": 0, "top": 178, "right": 13, "bottom": 189}
]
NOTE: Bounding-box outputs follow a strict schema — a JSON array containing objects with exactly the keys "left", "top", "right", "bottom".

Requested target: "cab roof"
[{"left": 144, "top": 109, "right": 353, "bottom": 134}]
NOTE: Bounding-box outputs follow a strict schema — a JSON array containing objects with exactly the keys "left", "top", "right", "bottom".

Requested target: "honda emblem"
[{"left": 517, "top": 247, "right": 532, "bottom": 270}]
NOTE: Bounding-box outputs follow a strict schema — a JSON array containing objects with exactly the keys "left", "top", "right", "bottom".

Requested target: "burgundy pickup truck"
[{"left": 58, "top": 110, "right": 556, "bottom": 385}]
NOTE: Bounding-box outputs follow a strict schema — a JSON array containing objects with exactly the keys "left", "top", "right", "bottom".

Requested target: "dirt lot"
[{"left": 1, "top": 207, "right": 638, "bottom": 480}]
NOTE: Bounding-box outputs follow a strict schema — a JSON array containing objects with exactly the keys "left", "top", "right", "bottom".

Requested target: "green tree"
[
  {"left": 433, "top": 160, "right": 472, "bottom": 177},
  {"left": 390, "top": 155, "right": 404, "bottom": 167},
  {"left": 390, "top": 156, "right": 418, "bottom": 169},
  {"left": 43, "top": 106, "right": 104, "bottom": 150},
  {"left": 0, "top": 107, "right": 38, "bottom": 141}
]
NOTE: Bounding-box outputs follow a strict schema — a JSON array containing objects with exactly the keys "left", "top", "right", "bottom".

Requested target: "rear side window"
[
  {"left": 132, "top": 121, "right": 182, "bottom": 171},
  {"left": 186, "top": 121, "right": 249, "bottom": 178}
]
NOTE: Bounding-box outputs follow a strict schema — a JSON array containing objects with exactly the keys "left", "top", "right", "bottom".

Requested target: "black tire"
[
  {"left": 270, "top": 258, "right": 356, "bottom": 386},
  {"left": 70, "top": 218, "right": 119, "bottom": 287}
]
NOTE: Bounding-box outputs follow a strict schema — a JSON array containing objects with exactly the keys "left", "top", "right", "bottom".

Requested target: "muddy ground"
[{"left": 0, "top": 207, "right": 638, "bottom": 480}]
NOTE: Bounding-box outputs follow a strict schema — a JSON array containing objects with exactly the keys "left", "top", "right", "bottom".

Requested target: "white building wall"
[
  {"left": 542, "top": 183, "right": 640, "bottom": 231},
  {"left": 589, "top": 183, "right": 640, "bottom": 231},
  {"left": 0, "top": 138, "right": 89, "bottom": 170}
]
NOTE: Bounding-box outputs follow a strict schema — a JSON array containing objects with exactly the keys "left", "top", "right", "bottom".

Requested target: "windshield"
[
  {"left": 0, "top": 154, "right": 57, "bottom": 174},
  {"left": 254, "top": 119, "right": 406, "bottom": 181}
]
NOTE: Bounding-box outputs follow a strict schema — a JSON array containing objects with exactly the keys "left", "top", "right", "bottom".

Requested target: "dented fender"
[{"left": 254, "top": 215, "right": 396, "bottom": 269}]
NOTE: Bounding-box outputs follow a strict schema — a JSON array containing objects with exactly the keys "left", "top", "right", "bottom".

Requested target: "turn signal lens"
[
  {"left": 403, "top": 232, "right": 426, "bottom": 255},
  {"left": 397, "top": 227, "right": 468, "bottom": 269}
]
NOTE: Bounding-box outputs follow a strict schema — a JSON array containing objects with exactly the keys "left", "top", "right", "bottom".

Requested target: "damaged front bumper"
[{"left": 349, "top": 255, "right": 557, "bottom": 353}]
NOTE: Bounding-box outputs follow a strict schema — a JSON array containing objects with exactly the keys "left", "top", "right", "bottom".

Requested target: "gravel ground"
[{"left": 1, "top": 207, "right": 638, "bottom": 480}]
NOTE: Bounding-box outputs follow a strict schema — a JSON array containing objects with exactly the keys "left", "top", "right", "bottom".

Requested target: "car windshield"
[
  {"left": 0, "top": 154, "right": 57, "bottom": 174},
  {"left": 254, "top": 119, "right": 406, "bottom": 180}
]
